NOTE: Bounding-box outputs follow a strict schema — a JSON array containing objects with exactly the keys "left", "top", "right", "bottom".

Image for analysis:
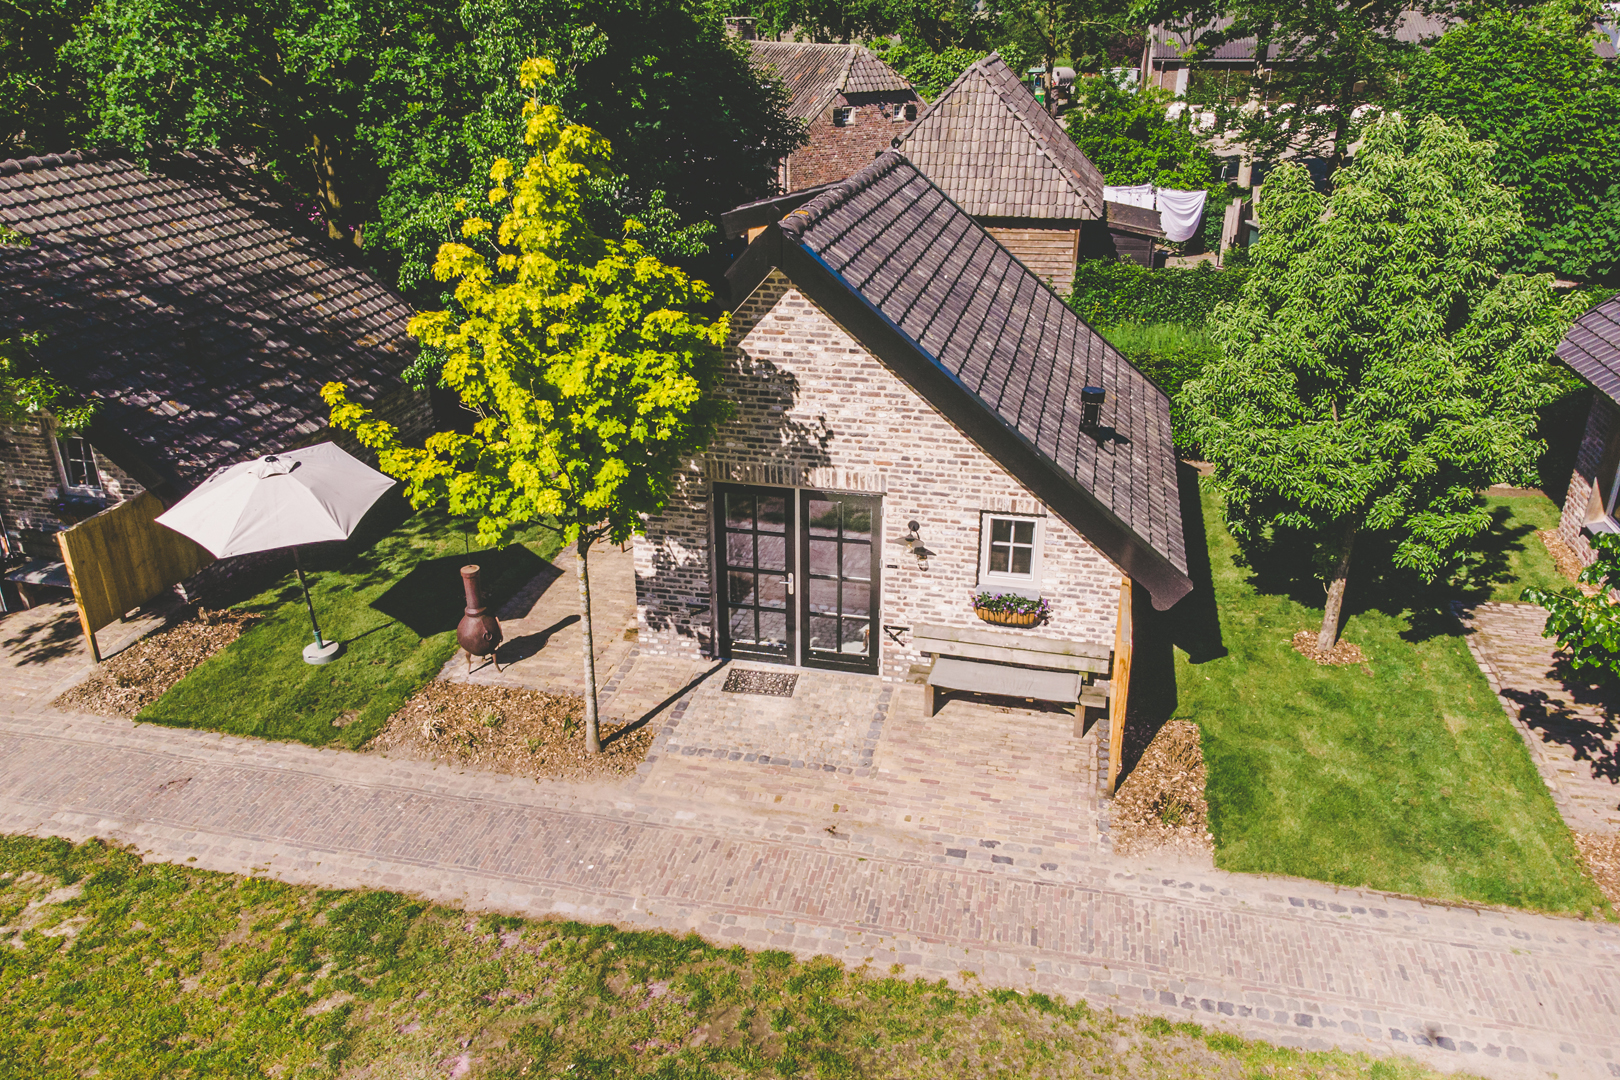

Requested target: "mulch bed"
[
  {"left": 370, "top": 680, "right": 651, "bottom": 782},
  {"left": 54, "top": 608, "right": 261, "bottom": 718},
  {"left": 1292, "top": 630, "right": 1370, "bottom": 669},
  {"left": 1538, "top": 529, "right": 1601, "bottom": 595},
  {"left": 1110, "top": 720, "right": 1214, "bottom": 859},
  {"left": 1574, "top": 832, "right": 1620, "bottom": 908}
]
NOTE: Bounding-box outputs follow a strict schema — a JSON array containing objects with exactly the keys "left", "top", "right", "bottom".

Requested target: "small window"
[
  {"left": 899, "top": 102, "right": 917, "bottom": 122},
  {"left": 58, "top": 436, "right": 100, "bottom": 491},
  {"left": 979, "top": 513, "right": 1042, "bottom": 588},
  {"left": 832, "top": 106, "right": 855, "bottom": 127}
]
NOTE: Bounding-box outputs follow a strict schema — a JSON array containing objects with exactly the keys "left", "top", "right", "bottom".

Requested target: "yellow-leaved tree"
[{"left": 324, "top": 58, "right": 732, "bottom": 753}]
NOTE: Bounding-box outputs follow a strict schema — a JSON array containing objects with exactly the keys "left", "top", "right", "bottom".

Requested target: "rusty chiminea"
[{"left": 457, "top": 564, "right": 503, "bottom": 673}]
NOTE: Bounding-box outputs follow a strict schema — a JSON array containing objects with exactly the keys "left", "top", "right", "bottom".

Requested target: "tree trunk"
[
  {"left": 576, "top": 535, "right": 601, "bottom": 754},
  {"left": 308, "top": 131, "right": 362, "bottom": 248},
  {"left": 1138, "top": 30, "right": 1154, "bottom": 92},
  {"left": 1317, "top": 523, "right": 1358, "bottom": 652}
]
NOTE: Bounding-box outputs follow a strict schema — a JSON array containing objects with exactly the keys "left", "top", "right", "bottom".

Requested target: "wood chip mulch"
[
  {"left": 1537, "top": 529, "right": 1602, "bottom": 595},
  {"left": 370, "top": 680, "right": 651, "bottom": 782},
  {"left": 54, "top": 608, "right": 261, "bottom": 718},
  {"left": 1574, "top": 832, "right": 1620, "bottom": 908},
  {"left": 1110, "top": 720, "right": 1214, "bottom": 859},
  {"left": 1292, "top": 630, "right": 1371, "bottom": 670}
]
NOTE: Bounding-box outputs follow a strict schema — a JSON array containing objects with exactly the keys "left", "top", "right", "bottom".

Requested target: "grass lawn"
[
  {"left": 1168, "top": 481, "right": 1607, "bottom": 915},
  {"left": 1453, "top": 494, "right": 1569, "bottom": 603},
  {"left": 138, "top": 500, "right": 560, "bottom": 749},
  {"left": 0, "top": 835, "right": 1472, "bottom": 1080}
]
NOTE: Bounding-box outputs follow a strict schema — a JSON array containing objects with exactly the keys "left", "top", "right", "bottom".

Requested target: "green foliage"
[
  {"left": 30, "top": 0, "right": 799, "bottom": 303},
  {"left": 1180, "top": 482, "right": 1609, "bottom": 914},
  {"left": 971, "top": 590, "right": 1052, "bottom": 617},
  {"left": 867, "top": 38, "right": 986, "bottom": 99},
  {"left": 1099, "top": 323, "right": 1219, "bottom": 456},
  {"left": 1180, "top": 114, "right": 1580, "bottom": 601},
  {"left": 1523, "top": 532, "right": 1620, "bottom": 682},
  {"left": 326, "top": 60, "right": 731, "bottom": 553},
  {"left": 0, "top": 0, "right": 91, "bottom": 157},
  {"left": 1065, "top": 75, "right": 1222, "bottom": 193},
  {"left": 140, "top": 504, "right": 559, "bottom": 746},
  {"left": 1068, "top": 259, "right": 1249, "bottom": 327},
  {"left": 997, "top": 0, "right": 1131, "bottom": 89},
  {"left": 0, "top": 834, "right": 1554, "bottom": 1074},
  {"left": 1402, "top": 0, "right": 1620, "bottom": 283}
]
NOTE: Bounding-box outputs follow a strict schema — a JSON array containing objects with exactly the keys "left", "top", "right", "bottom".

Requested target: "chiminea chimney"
[{"left": 1081, "top": 386, "right": 1106, "bottom": 433}]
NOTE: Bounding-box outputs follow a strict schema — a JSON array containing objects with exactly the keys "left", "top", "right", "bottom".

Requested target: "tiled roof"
[
  {"left": 771, "top": 151, "right": 1189, "bottom": 606},
  {"left": 1559, "top": 295, "right": 1620, "bottom": 405},
  {"left": 747, "top": 41, "right": 913, "bottom": 121},
  {"left": 893, "top": 53, "right": 1103, "bottom": 221},
  {"left": 0, "top": 149, "right": 416, "bottom": 491}
]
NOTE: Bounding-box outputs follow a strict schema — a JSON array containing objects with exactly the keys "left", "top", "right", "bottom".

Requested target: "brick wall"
[
  {"left": 634, "top": 270, "right": 1126, "bottom": 680},
  {"left": 1558, "top": 394, "right": 1618, "bottom": 566},
  {"left": 0, "top": 422, "right": 146, "bottom": 557},
  {"left": 787, "top": 92, "right": 919, "bottom": 192}
]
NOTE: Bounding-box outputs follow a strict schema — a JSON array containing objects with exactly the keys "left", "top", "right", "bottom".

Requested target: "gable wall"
[
  {"left": 787, "top": 92, "right": 918, "bottom": 192},
  {"left": 1558, "top": 394, "right": 1618, "bottom": 567},
  {"left": 984, "top": 225, "right": 1081, "bottom": 295},
  {"left": 634, "top": 270, "right": 1124, "bottom": 680}
]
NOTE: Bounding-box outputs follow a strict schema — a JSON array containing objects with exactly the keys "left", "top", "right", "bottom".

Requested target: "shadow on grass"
[{"left": 372, "top": 547, "right": 550, "bottom": 639}]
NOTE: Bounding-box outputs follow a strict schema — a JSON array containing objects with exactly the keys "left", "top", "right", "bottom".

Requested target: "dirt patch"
[
  {"left": 1111, "top": 720, "right": 1213, "bottom": 859},
  {"left": 54, "top": 608, "right": 261, "bottom": 717},
  {"left": 1574, "top": 832, "right": 1620, "bottom": 908},
  {"left": 1538, "top": 529, "right": 1602, "bottom": 595},
  {"left": 1292, "top": 630, "right": 1370, "bottom": 669},
  {"left": 371, "top": 680, "right": 650, "bottom": 781}
]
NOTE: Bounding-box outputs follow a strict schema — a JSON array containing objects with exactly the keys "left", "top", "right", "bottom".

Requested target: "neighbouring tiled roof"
[
  {"left": 1559, "top": 295, "right": 1620, "bottom": 404},
  {"left": 777, "top": 151, "right": 1188, "bottom": 601},
  {"left": 893, "top": 53, "right": 1103, "bottom": 221},
  {"left": 0, "top": 149, "right": 416, "bottom": 490},
  {"left": 747, "top": 41, "right": 914, "bottom": 121}
]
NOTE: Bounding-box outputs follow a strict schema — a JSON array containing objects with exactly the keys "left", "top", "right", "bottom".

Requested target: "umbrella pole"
[{"left": 292, "top": 546, "right": 326, "bottom": 649}]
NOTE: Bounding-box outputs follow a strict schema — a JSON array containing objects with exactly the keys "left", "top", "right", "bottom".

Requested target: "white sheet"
[
  {"left": 1156, "top": 187, "right": 1208, "bottom": 242},
  {"left": 1102, "top": 183, "right": 1156, "bottom": 209}
]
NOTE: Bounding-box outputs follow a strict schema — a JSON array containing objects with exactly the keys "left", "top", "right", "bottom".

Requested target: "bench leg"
[{"left": 924, "top": 684, "right": 938, "bottom": 718}]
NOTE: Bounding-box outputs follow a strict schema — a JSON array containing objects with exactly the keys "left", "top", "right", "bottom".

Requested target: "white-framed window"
[
  {"left": 56, "top": 435, "right": 101, "bottom": 492},
  {"left": 832, "top": 106, "right": 855, "bottom": 127},
  {"left": 978, "top": 512, "right": 1042, "bottom": 590}
]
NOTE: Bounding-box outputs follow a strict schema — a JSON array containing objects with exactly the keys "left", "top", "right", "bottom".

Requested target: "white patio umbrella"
[{"left": 155, "top": 442, "right": 396, "bottom": 664}]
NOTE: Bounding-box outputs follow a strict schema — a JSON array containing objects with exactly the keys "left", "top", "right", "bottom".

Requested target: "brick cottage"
[
  {"left": 0, "top": 149, "right": 431, "bottom": 588},
  {"left": 634, "top": 153, "right": 1190, "bottom": 746},
  {"left": 1555, "top": 294, "right": 1620, "bottom": 562}
]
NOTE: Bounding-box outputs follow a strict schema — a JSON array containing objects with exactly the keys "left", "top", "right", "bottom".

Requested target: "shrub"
[
  {"left": 1068, "top": 260, "right": 1249, "bottom": 328},
  {"left": 1523, "top": 532, "right": 1620, "bottom": 682},
  {"left": 971, "top": 591, "right": 1050, "bottom": 618},
  {"left": 1100, "top": 323, "right": 1220, "bottom": 457}
]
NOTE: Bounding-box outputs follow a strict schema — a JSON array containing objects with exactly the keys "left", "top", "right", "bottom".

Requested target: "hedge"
[{"left": 1067, "top": 259, "right": 1249, "bottom": 329}]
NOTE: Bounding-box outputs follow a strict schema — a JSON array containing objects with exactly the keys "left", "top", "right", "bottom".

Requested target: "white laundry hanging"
[{"left": 1102, "top": 184, "right": 1208, "bottom": 243}]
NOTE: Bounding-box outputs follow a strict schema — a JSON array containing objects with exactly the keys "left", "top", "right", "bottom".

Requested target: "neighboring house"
[
  {"left": 1556, "top": 295, "right": 1620, "bottom": 564},
  {"left": 747, "top": 40, "right": 921, "bottom": 192},
  {"left": 634, "top": 152, "right": 1190, "bottom": 698},
  {"left": 892, "top": 53, "right": 1109, "bottom": 290},
  {"left": 0, "top": 149, "right": 431, "bottom": 565}
]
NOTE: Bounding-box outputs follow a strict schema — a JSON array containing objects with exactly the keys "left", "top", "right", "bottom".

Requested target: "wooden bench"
[{"left": 913, "top": 622, "right": 1113, "bottom": 717}]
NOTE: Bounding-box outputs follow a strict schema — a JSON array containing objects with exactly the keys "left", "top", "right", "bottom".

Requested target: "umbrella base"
[{"left": 303, "top": 639, "right": 344, "bottom": 665}]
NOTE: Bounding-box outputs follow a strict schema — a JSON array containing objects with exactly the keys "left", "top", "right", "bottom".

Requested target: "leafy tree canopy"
[
  {"left": 324, "top": 59, "right": 732, "bottom": 752},
  {"left": 7, "top": 0, "right": 801, "bottom": 305},
  {"left": 867, "top": 39, "right": 988, "bottom": 99},
  {"left": 1179, "top": 113, "right": 1580, "bottom": 647},
  {"left": 1065, "top": 73, "right": 1221, "bottom": 191},
  {"left": 1402, "top": 0, "right": 1620, "bottom": 283}
]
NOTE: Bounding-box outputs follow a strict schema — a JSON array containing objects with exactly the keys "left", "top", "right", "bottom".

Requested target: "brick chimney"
[{"left": 724, "top": 16, "right": 757, "bottom": 39}]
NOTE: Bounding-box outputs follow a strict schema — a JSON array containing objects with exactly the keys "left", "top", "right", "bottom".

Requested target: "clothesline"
[{"left": 1102, "top": 184, "right": 1208, "bottom": 243}]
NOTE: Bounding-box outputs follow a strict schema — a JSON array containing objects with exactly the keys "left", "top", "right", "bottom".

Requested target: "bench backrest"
[{"left": 912, "top": 622, "right": 1111, "bottom": 675}]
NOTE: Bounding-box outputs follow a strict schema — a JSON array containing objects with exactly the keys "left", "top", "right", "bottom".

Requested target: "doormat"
[{"left": 722, "top": 669, "right": 798, "bottom": 697}]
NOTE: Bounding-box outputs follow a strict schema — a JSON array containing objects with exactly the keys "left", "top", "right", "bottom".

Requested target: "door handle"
[{"left": 786, "top": 573, "right": 795, "bottom": 595}]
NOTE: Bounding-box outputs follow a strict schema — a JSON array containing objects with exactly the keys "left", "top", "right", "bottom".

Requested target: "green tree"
[
  {"left": 1064, "top": 73, "right": 1221, "bottom": 190},
  {"left": 324, "top": 60, "right": 732, "bottom": 753},
  {"left": 1402, "top": 0, "right": 1620, "bottom": 282},
  {"left": 868, "top": 39, "right": 987, "bottom": 100},
  {"left": 1, "top": 0, "right": 92, "bottom": 157},
  {"left": 999, "top": 0, "right": 1132, "bottom": 111},
  {"left": 0, "top": 226, "right": 98, "bottom": 433},
  {"left": 29, "top": 0, "right": 799, "bottom": 301},
  {"left": 1179, "top": 113, "right": 1579, "bottom": 649},
  {"left": 1524, "top": 532, "right": 1620, "bottom": 683}
]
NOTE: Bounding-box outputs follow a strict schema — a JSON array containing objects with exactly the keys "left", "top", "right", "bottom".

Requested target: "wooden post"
[
  {"left": 1107, "top": 574, "right": 1134, "bottom": 796},
  {"left": 56, "top": 531, "right": 100, "bottom": 663}
]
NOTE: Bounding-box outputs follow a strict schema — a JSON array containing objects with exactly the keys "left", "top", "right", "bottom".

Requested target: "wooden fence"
[{"left": 57, "top": 491, "right": 213, "bottom": 661}]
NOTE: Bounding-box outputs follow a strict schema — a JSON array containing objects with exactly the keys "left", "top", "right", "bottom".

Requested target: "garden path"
[{"left": 1456, "top": 601, "right": 1620, "bottom": 837}]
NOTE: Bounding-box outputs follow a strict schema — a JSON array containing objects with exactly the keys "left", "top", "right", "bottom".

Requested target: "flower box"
[
  {"left": 971, "top": 591, "right": 1050, "bottom": 627},
  {"left": 975, "top": 606, "right": 1042, "bottom": 627}
]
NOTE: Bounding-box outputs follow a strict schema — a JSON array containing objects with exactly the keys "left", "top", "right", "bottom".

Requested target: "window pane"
[
  {"left": 991, "top": 518, "right": 1012, "bottom": 543},
  {"left": 842, "top": 504, "right": 872, "bottom": 541},
  {"left": 757, "top": 534, "right": 786, "bottom": 571},
  {"left": 1013, "top": 520, "right": 1035, "bottom": 545},
  {"left": 806, "top": 615, "right": 838, "bottom": 651},
  {"left": 808, "top": 499, "right": 839, "bottom": 536},
  {"left": 725, "top": 533, "right": 753, "bottom": 568},
  {"left": 842, "top": 581, "right": 870, "bottom": 617},
  {"left": 807, "top": 538, "right": 839, "bottom": 577},
  {"left": 729, "top": 607, "right": 755, "bottom": 642},
  {"left": 758, "top": 612, "right": 787, "bottom": 645},
  {"left": 988, "top": 546, "right": 1009, "bottom": 573},
  {"left": 1010, "top": 547, "right": 1032, "bottom": 575},
  {"left": 758, "top": 574, "right": 788, "bottom": 609},
  {"left": 808, "top": 576, "right": 838, "bottom": 614},
  {"left": 727, "top": 572, "right": 756, "bottom": 606},
  {"left": 757, "top": 495, "right": 787, "bottom": 532},
  {"left": 725, "top": 495, "right": 754, "bottom": 529},
  {"left": 840, "top": 543, "right": 870, "bottom": 582},
  {"left": 840, "top": 618, "right": 870, "bottom": 655}
]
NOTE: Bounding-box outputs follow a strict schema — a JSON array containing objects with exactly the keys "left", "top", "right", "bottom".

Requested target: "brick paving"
[{"left": 1456, "top": 601, "right": 1620, "bottom": 836}]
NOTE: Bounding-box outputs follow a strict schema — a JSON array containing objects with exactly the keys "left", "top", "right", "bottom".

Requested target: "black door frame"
[
  {"left": 714, "top": 483, "right": 796, "bottom": 665},
  {"left": 798, "top": 488, "right": 881, "bottom": 675}
]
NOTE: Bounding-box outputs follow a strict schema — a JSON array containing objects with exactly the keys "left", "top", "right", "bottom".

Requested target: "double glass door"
[{"left": 716, "top": 485, "right": 880, "bottom": 674}]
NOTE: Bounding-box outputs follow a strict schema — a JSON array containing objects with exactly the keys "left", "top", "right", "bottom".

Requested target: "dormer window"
[{"left": 832, "top": 106, "right": 855, "bottom": 127}]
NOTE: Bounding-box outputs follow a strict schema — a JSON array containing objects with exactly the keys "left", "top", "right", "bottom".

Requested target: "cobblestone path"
[
  {"left": 1457, "top": 601, "right": 1620, "bottom": 836},
  {"left": 1, "top": 706, "right": 1617, "bottom": 1079}
]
